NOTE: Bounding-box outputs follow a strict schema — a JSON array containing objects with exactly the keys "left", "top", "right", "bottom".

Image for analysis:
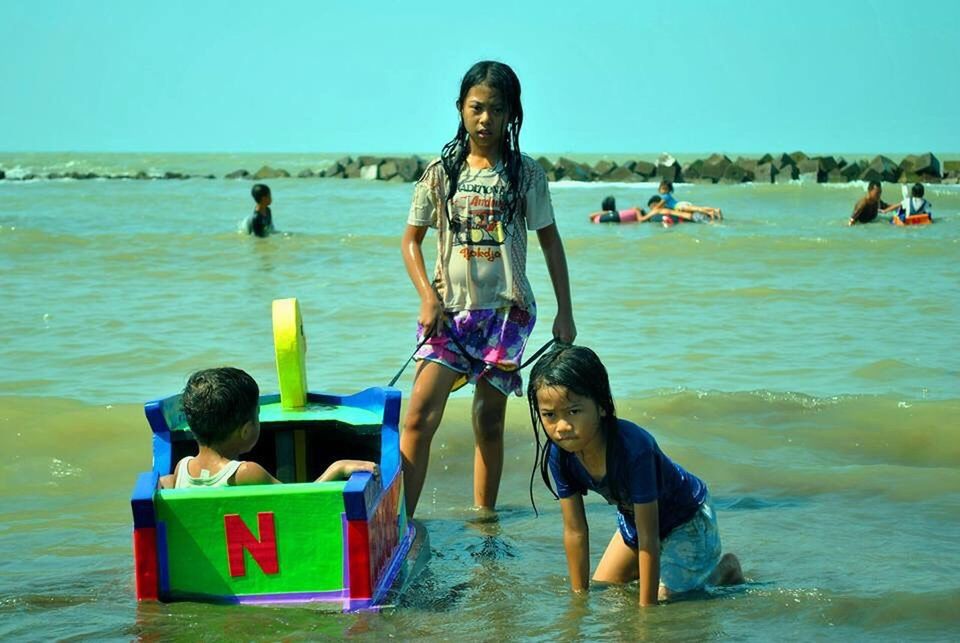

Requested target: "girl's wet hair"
[
  {"left": 526, "top": 345, "right": 624, "bottom": 514},
  {"left": 648, "top": 195, "right": 663, "bottom": 206},
  {"left": 659, "top": 179, "right": 673, "bottom": 193},
  {"left": 602, "top": 195, "right": 616, "bottom": 212},
  {"left": 440, "top": 61, "right": 526, "bottom": 230},
  {"left": 911, "top": 182, "right": 924, "bottom": 198}
]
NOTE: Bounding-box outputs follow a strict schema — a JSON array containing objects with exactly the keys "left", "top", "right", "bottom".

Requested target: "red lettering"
[{"left": 224, "top": 513, "right": 279, "bottom": 577}]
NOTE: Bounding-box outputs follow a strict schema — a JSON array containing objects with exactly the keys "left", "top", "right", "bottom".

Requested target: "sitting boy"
[
  {"left": 881, "top": 182, "right": 933, "bottom": 222},
  {"left": 159, "top": 367, "right": 376, "bottom": 489},
  {"left": 242, "top": 184, "right": 276, "bottom": 238},
  {"left": 849, "top": 180, "right": 889, "bottom": 225}
]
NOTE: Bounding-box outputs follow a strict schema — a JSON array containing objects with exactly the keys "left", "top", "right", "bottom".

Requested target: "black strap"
[
  {"left": 388, "top": 335, "right": 430, "bottom": 388},
  {"left": 388, "top": 328, "right": 558, "bottom": 388}
]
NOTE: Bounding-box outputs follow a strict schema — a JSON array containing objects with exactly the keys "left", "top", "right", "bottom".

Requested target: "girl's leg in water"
[
  {"left": 593, "top": 531, "right": 639, "bottom": 584},
  {"left": 400, "top": 360, "right": 460, "bottom": 517},
  {"left": 471, "top": 378, "right": 508, "bottom": 509}
]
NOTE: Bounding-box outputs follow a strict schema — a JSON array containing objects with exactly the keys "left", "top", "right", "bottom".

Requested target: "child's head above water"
[
  {"left": 659, "top": 179, "right": 674, "bottom": 194},
  {"left": 602, "top": 196, "right": 617, "bottom": 212},
  {"left": 911, "top": 182, "right": 924, "bottom": 198},
  {"left": 648, "top": 195, "right": 663, "bottom": 207},
  {"left": 441, "top": 60, "right": 526, "bottom": 224},
  {"left": 182, "top": 367, "right": 260, "bottom": 447},
  {"left": 251, "top": 183, "right": 272, "bottom": 207},
  {"left": 867, "top": 180, "right": 882, "bottom": 198}
]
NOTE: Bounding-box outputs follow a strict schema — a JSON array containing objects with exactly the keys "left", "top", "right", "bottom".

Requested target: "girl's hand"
[
  {"left": 553, "top": 311, "right": 577, "bottom": 345},
  {"left": 419, "top": 296, "right": 445, "bottom": 338}
]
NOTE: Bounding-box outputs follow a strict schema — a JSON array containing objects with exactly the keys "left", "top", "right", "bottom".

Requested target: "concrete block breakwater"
[{"left": 1, "top": 153, "right": 957, "bottom": 184}]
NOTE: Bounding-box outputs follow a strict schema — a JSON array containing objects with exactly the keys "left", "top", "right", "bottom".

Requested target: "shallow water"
[{"left": 1, "top": 154, "right": 958, "bottom": 640}]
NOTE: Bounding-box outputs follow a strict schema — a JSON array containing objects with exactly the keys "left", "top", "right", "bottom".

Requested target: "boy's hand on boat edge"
[{"left": 316, "top": 459, "right": 379, "bottom": 482}]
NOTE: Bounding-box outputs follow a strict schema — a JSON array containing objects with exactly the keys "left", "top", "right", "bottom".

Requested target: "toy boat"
[
  {"left": 891, "top": 213, "right": 932, "bottom": 226},
  {"left": 130, "top": 298, "right": 428, "bottom": 610}
]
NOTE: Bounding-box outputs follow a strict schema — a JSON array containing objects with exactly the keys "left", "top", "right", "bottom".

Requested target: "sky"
[{"left": 2, "top": 0, "right": 959, "bottom": 155}]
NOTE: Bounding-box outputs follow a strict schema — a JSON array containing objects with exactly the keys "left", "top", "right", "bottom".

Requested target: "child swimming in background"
[
  {"left": 527, "top": 346, "right": 744, "bottom": 606},
  {"left": 881, "top": 182, "right": 933, "bottom": 222},
  {"left": 646, "top": 195, "right": 713, "bottom": 223},
  {"left": 242, "top": 183, "right": 276, "bottom": 237},
  {"left": 849, "top": 180, "right": 889, "bottom": 225},
  {"left": 587, "top": 196, "right": 647, "bottom": 223},
  {"left": 400, "top": 60, "right": 576, "bottom": 518},
  {"left": 159, "top": 367, "right": 376, "bottom": 489},
  {"left": 658, "top": 180, "right": 722, "bottom": 220}
]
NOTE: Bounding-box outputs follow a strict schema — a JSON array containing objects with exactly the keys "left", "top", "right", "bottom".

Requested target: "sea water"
[{"left": 1, "top": 153, "right": 958, "bottom": 640}]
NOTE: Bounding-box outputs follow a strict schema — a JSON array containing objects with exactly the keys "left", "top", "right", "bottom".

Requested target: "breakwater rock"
[
  {"left": 2, "top": 153, "right": 957, "bottom": 184},
  {"left": 219, "top": 152, "right": 956, "bottom": 185}
]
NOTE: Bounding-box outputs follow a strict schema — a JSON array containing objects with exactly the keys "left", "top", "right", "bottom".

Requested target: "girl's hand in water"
[
  {"left": 419, "top": 296, "right": 444, "bottom": 337},
  {"left": 553, "top": 311, "right": 577, "bottom": 345}
]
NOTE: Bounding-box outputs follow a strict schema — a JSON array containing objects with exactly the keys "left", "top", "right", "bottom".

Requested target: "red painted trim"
[
  {"left": 133, "top": 527, "right": 159, "bottom": 601},
  {"left": 224, "top": 513, "right": 280, "bottom": 578},
  {"left": 347, "top": 519, "right": 371, "bottom": 599}
]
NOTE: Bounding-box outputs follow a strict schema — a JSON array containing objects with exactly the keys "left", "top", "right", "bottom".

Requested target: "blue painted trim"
[
  {"left": 156, "top": 521, "right": 170, "bottom": 595},
  {"left": 343, "top": 472, "right": 373, "bottom": 520},
  {"left": 131, "top": 470, "right": 158, "bottom": 528}
]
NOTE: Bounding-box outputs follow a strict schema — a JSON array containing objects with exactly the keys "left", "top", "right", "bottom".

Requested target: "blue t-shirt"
[
  {"left": 661, "top": 193, "right": 678, "bottom": 209},
  {"left": 548, "top": 419, "right": 707, "bottom": 540}
]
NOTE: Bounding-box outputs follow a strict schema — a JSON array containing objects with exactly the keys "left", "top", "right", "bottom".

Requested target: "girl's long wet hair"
[
  {"left": 526, "top": 345, "right": 624, "bottom": 515},
  {"left": 440, "top": 60, "right": 526, "bottom": 229}
]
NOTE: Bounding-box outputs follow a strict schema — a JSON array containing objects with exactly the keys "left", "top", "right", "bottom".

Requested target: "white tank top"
[{"left": 173, "top": 456, "right": 243, "bottom": 489}]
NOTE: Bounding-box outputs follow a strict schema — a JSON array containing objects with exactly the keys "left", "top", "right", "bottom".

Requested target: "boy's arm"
[
  {"left": 634, "top": 500, "right": 661, "bottom": 607},
  {"left": 401, "top": 224, "right": 444, "bottom": 338},
  {"left": 560, "top": 494, "right": 590, "bottom": 591},
  {"left": 234, "top": 462, "right": 281, "bottom": 485},
  {"left": 536, "top": 223, "right": 577, "bottom": 344},
  {"left": 316, "top": 460, "right": 379, "bottom": 482},
  {"left": 849, "top": 197, "right": 867, "bottom": 225}
]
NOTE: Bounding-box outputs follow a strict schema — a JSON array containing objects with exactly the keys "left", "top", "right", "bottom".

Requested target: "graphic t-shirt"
[
  {"left": 407, "top": 155, "right": 555, "bottom": 311},
  {"left": 548, "top": 419, "right": 707, "bottom": 540}
]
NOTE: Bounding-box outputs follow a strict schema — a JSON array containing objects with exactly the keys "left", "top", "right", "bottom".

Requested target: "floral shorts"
[
  {"left": 617, "top": 495, "right": 723, "bottom": 593},
  {"left": 415, "top": 303, "right": 537, "bottom": 397}
]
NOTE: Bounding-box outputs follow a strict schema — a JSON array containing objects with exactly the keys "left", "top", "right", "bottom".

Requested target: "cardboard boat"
[{"left": 130, "top": 298, "right": 428, "bottom": 610}]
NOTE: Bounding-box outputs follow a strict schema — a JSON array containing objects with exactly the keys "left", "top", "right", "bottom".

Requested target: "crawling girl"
[{"left": 527, "top": 345, "right": 744, "bottom": 606}]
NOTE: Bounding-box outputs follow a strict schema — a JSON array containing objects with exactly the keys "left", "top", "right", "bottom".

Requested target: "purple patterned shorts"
[{"left": 415, "top": 303, "right": 537, "bottom": 396}]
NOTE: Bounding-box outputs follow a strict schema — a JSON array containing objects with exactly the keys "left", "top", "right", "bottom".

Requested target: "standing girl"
[
  {"left": 401, "top": 60, "right": 576, "bottom": 517},
  {"left": 527, "top": 345, "right": 743, "bottom": 606}
]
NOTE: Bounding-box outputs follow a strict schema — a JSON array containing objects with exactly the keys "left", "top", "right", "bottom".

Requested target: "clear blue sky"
[{"left": 3, "top": 0, "right": 958, "bottom": 155}]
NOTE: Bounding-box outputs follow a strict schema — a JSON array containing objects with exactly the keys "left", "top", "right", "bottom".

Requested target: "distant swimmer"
[
  {"left": 241, "top": 183, "right": 276, "bottom": 237},
  {"left": 880, "top": 182, "right": 933, "bottom": 224},
  {"left": 849, "top": 180, "right": 889, "bottom": 225},
  {"left": 646, "top": 195, "right": 711, "bottom": 223},
  {"left": 588, "top": 195, "right": 647, "bottom": 223},
  {"left": 658, "top": 180, "right": 722, "bottom": 221}
]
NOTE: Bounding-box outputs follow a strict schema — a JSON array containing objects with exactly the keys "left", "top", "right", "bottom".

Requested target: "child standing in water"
[
  {"left": 401, "top": 61, "right": 576, "bottom": 517},
  {"left": 527, "top": 346, "right": 744, "bottom": 606}
]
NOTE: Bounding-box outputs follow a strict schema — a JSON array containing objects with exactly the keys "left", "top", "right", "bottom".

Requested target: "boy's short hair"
[
  {"left": 659, "top": 179, "right": 673, "bottom": 192},
  {"left": 867, "top": 180, "right": 881, "bottom": 191},
  {"left": 601, "top": 196, "right": 616, "bottom": 212},
  {"left": 251, "top": 183, "right": 271, "bottom": 203},
  {"left": 911, "top": 182, "right": 924, "bottom": 198},
  {"left": 647, "top": 195, "right": 663, "bottom": 206},
  {"left": 182, "top": 367, "right": 259, "bottom": 445}
]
